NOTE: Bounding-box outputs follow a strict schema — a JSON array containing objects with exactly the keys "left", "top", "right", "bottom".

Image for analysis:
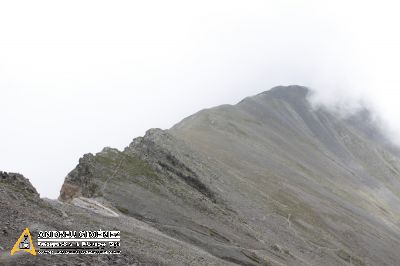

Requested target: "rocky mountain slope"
[{"left": 2, "top": 86, "right": 400, "bottom": 265}]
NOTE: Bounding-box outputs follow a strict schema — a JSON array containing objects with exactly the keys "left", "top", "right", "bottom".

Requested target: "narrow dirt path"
[
  {"left": 101, "top": 157, "right": 125, "bottom": 195},
  {"left": 71, "top": 197, "right": 119, "bottom": 217}
]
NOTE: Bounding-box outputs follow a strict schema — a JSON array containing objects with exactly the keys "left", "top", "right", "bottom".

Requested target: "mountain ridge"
[{"left": 2, "top": 85, "right": 400, "bottom": 265}]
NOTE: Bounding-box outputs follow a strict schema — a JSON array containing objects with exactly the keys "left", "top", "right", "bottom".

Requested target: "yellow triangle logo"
[{"left": 10, "top": 227, "right": 36, "bottom": 256}]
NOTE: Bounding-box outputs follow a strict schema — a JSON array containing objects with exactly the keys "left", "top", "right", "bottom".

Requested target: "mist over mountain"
[
  {"left": 1, "top": 86, "right": 400, "bottom": 265},
  {"left": 3, "top": 1, "right": 400, "bottom": 200}
]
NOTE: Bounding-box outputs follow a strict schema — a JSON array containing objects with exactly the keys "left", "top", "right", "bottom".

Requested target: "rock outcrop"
[{"left": 0, "top": 171, "right": 39, "bottom": 198}]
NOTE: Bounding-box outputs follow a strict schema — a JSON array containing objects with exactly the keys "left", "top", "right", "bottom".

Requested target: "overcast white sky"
[{"left": 1, "top": 0, "right": 400, "bottom": 198}]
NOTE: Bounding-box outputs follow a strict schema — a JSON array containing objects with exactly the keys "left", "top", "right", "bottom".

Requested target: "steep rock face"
[
  {"left": 59, "top": 153, "right": 99, "bottom": 201},
  {"left": 57, "top": 85, "right": 400, "bottom": 265}
]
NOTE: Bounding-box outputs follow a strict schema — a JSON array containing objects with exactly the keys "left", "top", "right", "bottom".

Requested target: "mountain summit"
[{"left": 2, "top": 86, "right": 400, "bottom": 265}]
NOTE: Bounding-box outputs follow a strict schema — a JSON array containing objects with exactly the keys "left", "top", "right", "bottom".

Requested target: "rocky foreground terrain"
[{"left": 1, "top": 86, "right": 400, "bottom": 265}]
